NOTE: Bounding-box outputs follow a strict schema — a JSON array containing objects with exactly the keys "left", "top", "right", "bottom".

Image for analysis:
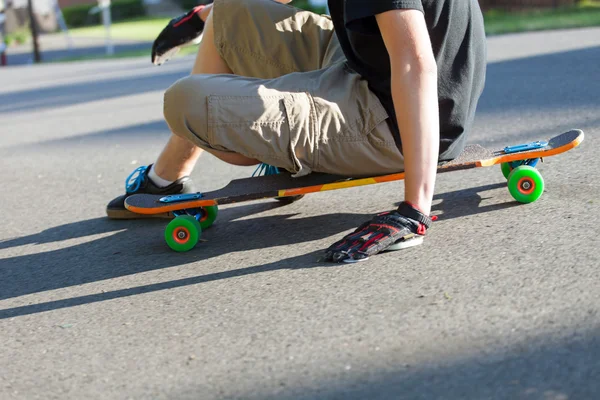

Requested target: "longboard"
[{"left": 125, "top": 129, "right": 584, "bottom": 251}]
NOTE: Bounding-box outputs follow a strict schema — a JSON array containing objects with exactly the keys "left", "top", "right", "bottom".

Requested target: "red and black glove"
[
  {"left": 324, "top": 202, "right": 434, "bottom": 263},
  {"left": 151, "top": 4, "right": 211, "bottom": 65}
]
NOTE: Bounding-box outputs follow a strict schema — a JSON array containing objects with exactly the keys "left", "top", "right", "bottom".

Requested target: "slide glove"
[
  {"left": 151, "top": 4, "right": 209, "bottom": 65},
  {"left": 324, "top": 201, "right": 434, "bottom": 263}
]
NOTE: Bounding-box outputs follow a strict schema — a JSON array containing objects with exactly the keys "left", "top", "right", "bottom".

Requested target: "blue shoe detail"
[
  {"left": 126, "top": 166, "right": 148, "bottom": 194},
  {"left": 252, "top": 163, "right": 280, "bottom": 177},
  {"left": 159, "top": 193, "right": 204, "bottom": 203}
]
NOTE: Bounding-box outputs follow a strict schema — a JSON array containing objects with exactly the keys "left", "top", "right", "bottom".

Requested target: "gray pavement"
[
  {"left": 4, "top": 33, "right": 151, "bottom": 65},
  {"left": 1, "top": 27, "right": 599, "bottom": 399}
]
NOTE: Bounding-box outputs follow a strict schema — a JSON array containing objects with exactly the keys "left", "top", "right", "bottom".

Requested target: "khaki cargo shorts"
[{"left": 163, "top": 0, "right": 404, "bottom": 177}]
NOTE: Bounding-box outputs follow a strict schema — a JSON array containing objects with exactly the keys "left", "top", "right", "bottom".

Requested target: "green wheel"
[
  {"left": 197, "top": 205, "right": 219, "bottom": 230},
  {"left": 507, "top": 166, "right": 544, "bottom": 204},
  {"left": 501, "top": 162, "right": 513, "bottom": 180},
  {"left": 165, "top": 215, "right": 201, "bottom": 252}
]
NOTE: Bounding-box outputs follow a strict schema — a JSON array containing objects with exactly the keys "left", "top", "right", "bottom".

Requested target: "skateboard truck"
[
  {"left": 508, "top": 157, "right": 542, "bottom": 169},
  {"left": 503, "top": 140, "right": 548, "bottom": 154},
  {"left": 159, "top": 192, "right": 204, "bottom": 203}
]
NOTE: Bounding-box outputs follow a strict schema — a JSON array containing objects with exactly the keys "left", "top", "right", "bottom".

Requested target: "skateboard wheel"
[
  {"left": 197, "top": 205, "right": 218, "bottom": 230},
  {"left": 501, "top": 162, "right": 513, "bottom": 180},
  {"left": 507, "top": 166, "right": 544, "bottom": 204},
  {"left": 165, "top": 215, "right": 201, "bottom": 252}
]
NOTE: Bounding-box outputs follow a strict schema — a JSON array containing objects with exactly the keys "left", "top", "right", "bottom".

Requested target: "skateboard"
[{"left": 125, "top": 129, "right": 584, "bottom": 252}]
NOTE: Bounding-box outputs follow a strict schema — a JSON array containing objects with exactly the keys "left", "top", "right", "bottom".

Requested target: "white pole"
[
  {"left": 0, "top": 9, "right": 6, "bottom": 65},
  {"left": 100, "top": 0, "right": 113, "bottom": 55}
]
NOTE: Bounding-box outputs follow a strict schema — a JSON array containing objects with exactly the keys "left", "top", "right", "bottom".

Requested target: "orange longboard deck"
[{"left": 125, "top": 129, "right": 584, "bottom": 215}]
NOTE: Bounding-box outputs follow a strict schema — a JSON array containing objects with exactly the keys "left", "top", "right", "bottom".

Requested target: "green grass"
[
  {"left": 69, "top": 16, "right": 171, "bottom": 41},
  {"left": 484, "top": 0, "right": 600, "bottom": 35},
  {"left": 4, "top": 29, "right": 30, "bottom": 46},
  {"left": 54, "top": 16, "right": 180, "bottom": 62}
]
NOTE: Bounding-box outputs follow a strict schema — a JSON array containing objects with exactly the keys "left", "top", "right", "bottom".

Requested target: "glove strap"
[
  {"left": 397, "top": 201, "right": 433, "bottom": 229},
  {"left": 174, "top": 5, "right": 206, "bottom": 30}
]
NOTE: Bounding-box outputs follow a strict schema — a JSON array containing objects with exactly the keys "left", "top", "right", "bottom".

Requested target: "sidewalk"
[{"left": 3, "top": 32, "right": 151, "bottom": 65}]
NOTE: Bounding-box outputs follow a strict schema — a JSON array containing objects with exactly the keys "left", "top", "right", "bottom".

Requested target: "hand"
[
  {"left": 324, "top": 202, "right": 434, "bottom": 263},
  {"left": 151, "top": 4, "right": 210, "bottom": 65}
]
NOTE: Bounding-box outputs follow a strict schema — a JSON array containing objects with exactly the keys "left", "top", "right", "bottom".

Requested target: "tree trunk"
[{"left": 27, "top": 0, "right": 41, "bottom": 63}]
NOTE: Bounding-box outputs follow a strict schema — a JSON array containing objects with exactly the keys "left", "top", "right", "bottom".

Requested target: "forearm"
[{"left": 391, "top": 64, "right": 439, "bottom": 215}]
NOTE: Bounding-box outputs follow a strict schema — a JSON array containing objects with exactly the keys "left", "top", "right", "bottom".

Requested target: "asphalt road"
[
  {"left": 5, "top": 34, "right": 152, "bottom": 66},
  {"left": 1, "top": 27, "right": 599, "bottom": 400}
]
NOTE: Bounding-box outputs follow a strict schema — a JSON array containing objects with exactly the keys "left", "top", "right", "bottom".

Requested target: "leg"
[
  {"left": 154, "top": 8, "right": 258, "bottom": 182},
  {"left": 156, "top": 0, "right": 343, "bottom": 180},
  {"left": 163, "top": 60, "right": 402, "bottom": 179},
  {"left": 107, "top": 0, "right": 338, "bottom": 218},
  {"left": 161, "top": 0, "right": 401, "bottom": 179}
]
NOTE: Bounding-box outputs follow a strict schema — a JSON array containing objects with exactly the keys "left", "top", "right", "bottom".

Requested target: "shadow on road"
[
  {"left": 227, "top": 329, "right": 600, "bottom": 400},
  {"left": 0, "top": 65, "right": 189, "bottom": 115},
  {"left": 431, "top": 182, "right": 521, "bottom": 220},
  {"left": 478, "top": 46, "right": 599, "bottom": 113},
  {"left": 2, "top": 45, "right": 598, "bottom": 121},
  {"left": 393, "top": 182, "right": 521, "bottom": 221},
  {"left": 0, "top": 202, "right": 369, "bottom": 307},
  {"left": 0, "top": 182, "right": 522, "bottom": 318},
  {"left": 9, "top": 120, "right": 173, "bottom": 150}
]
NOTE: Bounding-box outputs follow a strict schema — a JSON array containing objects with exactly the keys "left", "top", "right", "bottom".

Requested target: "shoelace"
[
  {"left": 252, "top": 163, "right": 279, "bottom": 177},
  {"left": 125, "top": 165, "right": 148, "bottom": 193}
]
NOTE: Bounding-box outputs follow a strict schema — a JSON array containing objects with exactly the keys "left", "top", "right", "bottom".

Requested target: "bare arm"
[{"left": 375, "top": 9, "right": 439, "bottom": 215}]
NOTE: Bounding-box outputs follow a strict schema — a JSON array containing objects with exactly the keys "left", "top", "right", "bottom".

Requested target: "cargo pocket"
[
  {"left": 207, "top": 92, "right": 315, "bottom": 176},
  {"left": 314, "top": 69, "right": 390, "bottom": 145},
  {"left": 310, "top": 66, "right": 397, "bottom": 176},
  {"left": 282, "top": 92, "right": 315, "bottom": 177}
]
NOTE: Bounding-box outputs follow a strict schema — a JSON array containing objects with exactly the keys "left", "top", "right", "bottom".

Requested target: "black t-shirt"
[{"left": 327, "top": 0, "right": 487, "bottom": 161}]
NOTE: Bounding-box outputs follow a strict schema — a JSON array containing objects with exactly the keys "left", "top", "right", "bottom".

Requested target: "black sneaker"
[{"left": 106, "top": 164, "right": 196, "bottom": 219}]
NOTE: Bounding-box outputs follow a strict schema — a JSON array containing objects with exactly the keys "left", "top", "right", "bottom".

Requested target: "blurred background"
[{"left": 1, "top": 0, "right": 599, "bottom": 65}]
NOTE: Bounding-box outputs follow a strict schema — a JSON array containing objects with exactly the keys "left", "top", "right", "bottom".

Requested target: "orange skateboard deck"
[{"left": 124, "top": 129, "right": 584, "bottom": 251}]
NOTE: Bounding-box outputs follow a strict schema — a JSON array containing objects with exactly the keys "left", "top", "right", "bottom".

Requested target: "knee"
[
  {"left": 163, "top": 77, "right": 184, "bottom": 135},
  {"left": 163, "top": 76, "right": 206, "bottom": 139}
]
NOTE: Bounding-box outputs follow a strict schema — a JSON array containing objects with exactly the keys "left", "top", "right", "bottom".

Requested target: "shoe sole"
[
  {"left": 341, "top": 236, "right": 424, "bottom": 263},
  {"left": 387, "top": 236, "right": 424, "bottom": 251},
  {"left": 106, "top": 208, "right": 173, "bottom": 220}
]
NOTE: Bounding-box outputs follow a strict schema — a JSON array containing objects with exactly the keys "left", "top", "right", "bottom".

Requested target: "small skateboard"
[{"left": 125, "top": 129, "right": 584, "bottom": 252}]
